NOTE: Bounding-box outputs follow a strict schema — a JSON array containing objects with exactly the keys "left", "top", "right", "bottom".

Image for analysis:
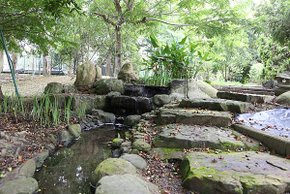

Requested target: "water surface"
[{"left": 35, "top": 127, "right": 115, "bottom": 194}]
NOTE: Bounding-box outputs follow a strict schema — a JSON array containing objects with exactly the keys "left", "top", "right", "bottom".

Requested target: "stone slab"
[
  {"left": 155, "top": 108, "right": 233, "bottom": 127},
  {"left": 217, "top": 91, "right": 273, "bottom": 104},
  {"left": 179, "top": 98, "right": 253, "bottom": 113},
  {"left": 153, "top": 124, "right": 245, "bottom": 150},
  {"left": 233, "top": 124, "right": 290, "bottom": 156},
  {"left": 181, "top": 151, "right": 290, "bottom": 194}
]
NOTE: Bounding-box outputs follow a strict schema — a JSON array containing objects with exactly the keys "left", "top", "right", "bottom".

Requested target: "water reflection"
[{"left": 35, "top": 127, "right": 115, "bottom": 194}]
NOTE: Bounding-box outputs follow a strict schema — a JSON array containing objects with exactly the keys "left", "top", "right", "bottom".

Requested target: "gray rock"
[
  {"left": 68, "top": 124, "right": 81, "bottom": 138},
  {"left": 18, "top": 159, "right": 36, "bottom": 177},
  {"left": 0, "top": 177, "right": 38, "bottom": 194},
  {"left": 91, "top": 109, "right": 115, "bottom": 123},
  {"left": 117, "top": 63, "right": 139, "bottom": 83},
  {"left": 44, "top": 82, "right": 64, "bottom": 94},
  {"left": 179, "top": 98, "right": 253, "bottom": 113},
  {"left": 59, "top": 130, "right": 74, "bottom": 147},
  {"left": 74, "top": 62, "right": 97, "bottom": 90},
  {"left": 109, "top": 95, "right": 153, "bottom": 115},
  {"left": 73, "top": 94, "right": 106, "bottom": 112},
  {"left": 124, "top": 115, "right": 141, "bottom": 127},
  {"left": 34, "top": 150, "right": 49, "bottom": 168},
  {"left": 170, "top": 80, "right": 217, "bottom": 99},
  {"left": 94, "top": 79, "right": 124, "bottom": 95},
  {"left": 153, "top": 94, "right": 171, "bottom": 107},
  {"left": 120, "top": 154, "right": 147, "bottom": 169},
  {"left": 132, "top": 139, "right": 151, "bottom": 152},
  {"left": 92, "top": 158, "right": 136, "bottom": 184},
  {"left": 121, "top": 141, "right": 132, "bottom": 153},
  {"left": 153, "top": 124, "right": 245, "bottom": 150},
  {"left": 95, "top": 174, "right": 159, "bottom": 194},
  {"left": 181, "top": 151, "right": 290, "bottom": 194},
  {"left": 275, "top": 91, "right": 290, "bottom": 106}
]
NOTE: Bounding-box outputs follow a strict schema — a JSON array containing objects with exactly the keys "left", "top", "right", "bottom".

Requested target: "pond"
[
  {"left": 236, "top": 108, "right": 290, "bottom": 138},
  {"left": 34, "top": 127, "right": 116, "bottom": 194}
]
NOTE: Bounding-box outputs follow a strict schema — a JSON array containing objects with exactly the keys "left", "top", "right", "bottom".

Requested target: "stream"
[{"left": 34, "top": 127, "right": 116, "bottom": 194}]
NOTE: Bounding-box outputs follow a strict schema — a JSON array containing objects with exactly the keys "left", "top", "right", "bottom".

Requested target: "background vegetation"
[{"left": 0, "top": 0, "right": 289, "bottom": 85}]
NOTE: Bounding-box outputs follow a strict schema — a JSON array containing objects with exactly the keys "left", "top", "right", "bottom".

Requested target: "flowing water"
[
  {"left": 35, "top": 127, "right": 116, "bottom": 194},
  {"left": 236, "top": 108, "right": 290, "bottom": 138}
]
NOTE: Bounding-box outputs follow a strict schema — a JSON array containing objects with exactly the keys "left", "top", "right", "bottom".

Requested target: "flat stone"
[
  {"left": 217, "top": 91, "right": 273, "bottom": 104},
  {"left": 120, "top": 154, "right": 147, "bottom": 169},
  {"left": 92, "top": 158, "right": 137, "bottom": 184},
  {"left": 95, "top": 174, "right": 159, "bottom": 194},
  {"left": 0, "top": 177, "right": 38, "bottom": 194},
  {"left": 181, "top": 151, "right": 290, "bottom": 194},
  {"left": 180, "top": 98, "right": 253, "bottom": 113},
  {"left": 153, "top": 124, "right": 245, "bottom": 150},
  {"left": 156, "top": 108, "right": 232, "bottom": 127}
]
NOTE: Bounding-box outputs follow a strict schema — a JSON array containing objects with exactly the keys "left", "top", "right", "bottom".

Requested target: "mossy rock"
[
  {"left": 68, "top": 124, "right": 81, "bottom": 138},
  {"left": 94, "top": 79, "right": 124, "bottom": 95},
  {"left": 92, "top": 158, "right": 137, "bottom": 185},
  {"left": 275, "top": 91, "right": 290, "bottom": 106},
  {"left": 44, "top": 82, "right": 64, "bottom": 94},
  {"left": 132, "top": 139, "right": 151, "bottom": 152}
]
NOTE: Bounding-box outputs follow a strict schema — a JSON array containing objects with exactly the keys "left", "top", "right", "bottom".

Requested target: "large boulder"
[
  {"left": 275, "top": 91, "right": 290, "bottom": 106},
  {"left": 170, "top": 80, "right": 217, "bottom": 100},
  {"left": 94, "top": 79, "right": 124, "bottom": 95},
  {"left": 74, "top": 62, "right": 97, "bottom": 90},
  {"left": 92, "top": 158, "right": 137, "bottom": 184},
  {"left": 95, "top": 174, "right": 159, "bottom": 194},
  {"left": 44, "top": 82, "right": 64, "bottom": 94},
  {"left": 117, "top": 63, "right": 139, "bottom": 83}
]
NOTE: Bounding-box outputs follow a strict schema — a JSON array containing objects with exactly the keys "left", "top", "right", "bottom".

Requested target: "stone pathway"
[{"left": 138, "top": 96, "right": 290, "bottom": 194}]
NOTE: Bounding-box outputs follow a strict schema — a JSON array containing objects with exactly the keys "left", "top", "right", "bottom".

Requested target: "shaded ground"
[
  {"left": 1, "top": 74, "right": 75, "bottom": 96},
  {"left": 0, "top": 114, "right": 66, "bottom": 178}
]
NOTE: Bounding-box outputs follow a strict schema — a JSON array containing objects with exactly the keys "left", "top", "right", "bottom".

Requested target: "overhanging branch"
[
  {"left": 94, "top": 13, "right": 116, "bottom": 26},
  {"left": 137, "top": 17, "right": 191, "bottom": 27}
]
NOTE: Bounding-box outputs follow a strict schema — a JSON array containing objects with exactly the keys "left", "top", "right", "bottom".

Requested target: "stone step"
[
  {"left": 155, "top": 108, "right": 233, "bottom": 127},
  {"left": 181, "top": 151, "right": 290, "bottom": 194},
  {"left": 217, "top": 91, "right": 273, "bottom": 104},
  {"left": 179, "top": 98, "right": 253, "bottom": 113},
  {"left": 153, "top": 124, "right": 253, "bottom": 150}
]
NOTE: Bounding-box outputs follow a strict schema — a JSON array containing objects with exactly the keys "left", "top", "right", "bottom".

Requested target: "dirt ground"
[{"left": 0, "top": 74, "right": 75, "bottom": 96}]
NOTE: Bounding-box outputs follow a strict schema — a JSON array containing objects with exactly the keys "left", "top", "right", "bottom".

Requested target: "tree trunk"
[
  {"left": 11, "top": 53, "right": 17, "bottom": 71},
  {"left": 114, "top": 25, "right": 122, "bottom": 77},
  {"left": 43, "top": 55, "right": 51, "bottom": 76},
  {"left": 106, "top": 53, "right": 112, "bottom": 77},
  {"left": 0, "top": 51, "right": 4, "bottom": 73}
]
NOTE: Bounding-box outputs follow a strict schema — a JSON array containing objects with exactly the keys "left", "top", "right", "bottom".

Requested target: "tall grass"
[{"left": 0, "top": 94, "right": 85, "bottom": 127}]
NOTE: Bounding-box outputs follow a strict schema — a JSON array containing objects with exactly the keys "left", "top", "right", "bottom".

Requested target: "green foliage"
[
  {"left": 142, "top": 35, "right": 213, "bottom": 86},
  {"left": 0, "top": 0, "right": 80, "bottom": 51},
  {"left": 257, "top": 35, "right": 290, "bottom": 80}
]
